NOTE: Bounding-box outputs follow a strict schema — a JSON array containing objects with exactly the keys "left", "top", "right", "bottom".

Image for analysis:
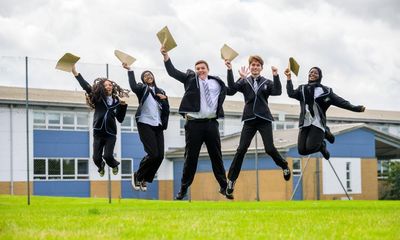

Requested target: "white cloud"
[{"left": 0, "top": 0, "right": 399, "bottom": 111}]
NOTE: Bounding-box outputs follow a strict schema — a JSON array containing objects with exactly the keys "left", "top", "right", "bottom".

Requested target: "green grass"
[{"left": 0, "top": 195, "right": 399, "bottom": 239}]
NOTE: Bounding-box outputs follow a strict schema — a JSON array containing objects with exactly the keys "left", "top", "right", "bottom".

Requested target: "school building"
[{"left": 0, "top": 86, "right": 399, "bottom": 200}]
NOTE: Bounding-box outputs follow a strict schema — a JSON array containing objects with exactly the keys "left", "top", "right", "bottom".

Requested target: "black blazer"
[
  {"left": 75, "top": 74, "right": 127, "bottom": 136},
  {"left": 127, "top": 71, "right": 170, "bottom": 130},
  {"left": 164, "top": 59, "right": 235, "bottom": 118},
  {"left": 287, "top": 80, "right": 364, "bottom": 128},
  {"left": 227, "top": 69, "right": 282, "bottom": 122}
]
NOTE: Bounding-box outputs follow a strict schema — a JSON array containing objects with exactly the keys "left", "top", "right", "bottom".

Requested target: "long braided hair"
[{"left": 85, "top": 77, "right": 130, "bottom": 109}]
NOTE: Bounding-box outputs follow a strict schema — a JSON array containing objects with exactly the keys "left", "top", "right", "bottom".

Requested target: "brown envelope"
[
  {"left": 157, "top": 26, "right": 177, "bottom": 52},
  {"left": 55, "top": 53, "right": 80, "bottom": 72},
  {"left": 114, "top": 50, "right": 136, "bottom": 66},
  {"left": 221, "top": 44, "right": 239, "bottom": 61},
  {"left": 289, "top": 57, "right": 300, "bottom": 76}
]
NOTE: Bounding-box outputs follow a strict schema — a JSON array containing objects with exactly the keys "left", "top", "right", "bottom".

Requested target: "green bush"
[{"left": 382, "top": 162, "right": 400, "bottom": 200}]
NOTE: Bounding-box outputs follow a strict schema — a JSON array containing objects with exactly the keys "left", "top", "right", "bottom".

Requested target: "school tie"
[
  {"left": 202, "top": 80, "right": 213, "bottom": 107},
  {"left": 253, "top": 77, "right": 259, "bottom": 90}
]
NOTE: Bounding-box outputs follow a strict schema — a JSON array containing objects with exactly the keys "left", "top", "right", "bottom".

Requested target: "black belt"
[{"left": 186, "top": 116, "right": 216, "bottom": 122}]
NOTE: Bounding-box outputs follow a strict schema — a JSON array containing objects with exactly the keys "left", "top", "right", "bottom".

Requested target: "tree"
[{"left": 382, "top": 161, "right": 400, "bottom": 200}]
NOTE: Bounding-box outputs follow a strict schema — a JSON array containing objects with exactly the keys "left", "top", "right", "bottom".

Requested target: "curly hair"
[{"left": 85, "top": 78, "right": 130, "bottom": 109}]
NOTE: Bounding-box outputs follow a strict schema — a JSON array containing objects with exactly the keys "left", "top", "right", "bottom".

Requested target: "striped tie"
[{"left": 202, "top": 80, "right": 213, "bottom": 107}]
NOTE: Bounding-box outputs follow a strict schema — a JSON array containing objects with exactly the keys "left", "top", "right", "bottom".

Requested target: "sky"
[{"left": 0, "top": 0, "right": 399, "bottom": 111}]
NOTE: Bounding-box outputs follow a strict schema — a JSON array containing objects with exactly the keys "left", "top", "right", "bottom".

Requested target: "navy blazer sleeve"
[
  {"left": 330, "top": 90, "right": 364, "bottom": 112},
  {"left": 164, "top": 59, "right": 187, "bottom": 83},
  {"left": 75, "top": 73, "right": 92, "bottom": 94},
  {"left": 286, "top": 80, "right": 302, "bottom": 101}
]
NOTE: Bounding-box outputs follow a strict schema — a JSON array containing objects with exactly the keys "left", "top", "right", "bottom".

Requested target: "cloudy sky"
[{"left": 0, "top": 0, "right": 399, "bottom": 111}]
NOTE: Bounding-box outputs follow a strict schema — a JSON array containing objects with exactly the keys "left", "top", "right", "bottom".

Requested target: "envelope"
[
  {"left": 114, "top": 50, "right": 136, "bottom": 66},
  {"left": 55, "top": 53, "right": 80, "bottom": 72},
  {"left": 221, "top": 44, "right": 239, "bottom": 61},
  {"left": 157, "top": 26, "right": 177, "bottom": 52},
  {"left": 289, "top": 57, "right": 300, "bottom": 76}
]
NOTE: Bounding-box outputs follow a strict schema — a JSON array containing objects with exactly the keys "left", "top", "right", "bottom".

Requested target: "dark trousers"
[
  {"left": 136, "top": 122, "right": 165, "bottom": 183},
  {"left": 93, "top": 133, "right": 119, "bottom": 168},
  {"left": 181, "top": 119, "right": 227, "bottom": 190},
  {"left": 298, "top": 125, "right": 325, "bottom": 155},
  {"left": 228, "top": 118, "right": 288, "bottom": 182}
]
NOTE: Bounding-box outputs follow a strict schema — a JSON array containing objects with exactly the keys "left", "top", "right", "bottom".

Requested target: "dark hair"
[
  {"left": 195, "top": 60, "right": 209, "bottom": 70},
  {"left": 248, "top": 55, "right": 264, "bottom": 66},
  {"left": 85, "top": 78, "right": 129, "bottom": 109}
]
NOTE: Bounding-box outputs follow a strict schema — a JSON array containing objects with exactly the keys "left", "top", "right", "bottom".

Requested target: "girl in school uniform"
[
  {"left": 285, "top": 67, "right": 365, "bottom": 159},
  {"left": 72, "top": 64, "right": 129, "bottom": 176},
  {"left": 122, "top": 63, "right": 170, "bottom": 191}
]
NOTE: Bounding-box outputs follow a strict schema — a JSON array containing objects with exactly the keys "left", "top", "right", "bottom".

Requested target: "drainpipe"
[{"left": 10, "top": 105, "right": 14, "bottom": 195}]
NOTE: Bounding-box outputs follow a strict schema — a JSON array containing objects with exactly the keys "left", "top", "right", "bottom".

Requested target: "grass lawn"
[{"left": 0, "top": 195, "right": 399, "bottom": 239}]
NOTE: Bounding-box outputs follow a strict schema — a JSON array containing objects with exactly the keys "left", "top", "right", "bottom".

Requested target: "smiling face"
[
  {"left": 195, "top": 61, "right": 209, "bottom": 80},
  {"left": 103, "top": 80, "right": 113, "bottom": 96},
  {"left": 249, "top": 60, "right": 263, "bottom": 77},
  {"left": 308, "top": 68, "right": 320, "bottom": 82},
  {"left": 142, "top": 72, "right": 154, "bottom": 85}
]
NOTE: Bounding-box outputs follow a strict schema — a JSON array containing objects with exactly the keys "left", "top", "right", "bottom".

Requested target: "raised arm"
[
  {"left": 224, "top": 60, "right": 238, "bottom": 96},
  {"left": 284, "top": 68, "right": 302, "bottom": 101},
  {"left": 161, "top": 46, "right": 187, "bottom": 83},
  {"left": 330, "top": 91, "right": 365, "bottom": 112},
  {"left": 268, "top": 66, "right": 282, "bottom": 96},
  {"left": 72, "top": 64, "right": 92, "bottom": 94},
  {"left": 123, "top": 63, "right": 143, "bottom": 94}
]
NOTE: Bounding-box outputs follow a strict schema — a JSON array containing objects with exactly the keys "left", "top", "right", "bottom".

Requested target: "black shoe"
[
  {"left": 225, "top": 180, "right": 235, "bottom": 199},
  {"left": 282, "top": 167, "right": 291, "bottom": 181},
  {"left": 112, "top": 165, "right": 118, "bottom": 175},
  {"left": 219, "top": 187, "right": 234, "bottom": 200},
  {"left": 325, "top": 127, "right": 335, "bottom": 144},
  {"left": 98, "top": 161, "right": 105, "bottom": 177},
  {"left": 175, "top": 187, "right": 188, "bottom": 200},
  {"left": 131, "top": 172, "right": 140, "bottom": 191},
  {"left": 140, "top": 181, "right": 147, "bottom": 192},
  {"left": 320, "top": 141, "right": 330, "bottom": 160}
]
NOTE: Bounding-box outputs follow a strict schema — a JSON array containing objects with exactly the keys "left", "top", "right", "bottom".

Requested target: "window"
[
  {"left": 33, "top": 112, "right": 46, "bottom": 129},
  {"left": 48, "top": 158, "right": 61, "bottom": 179},
  {"left": 377, "top": 160, "right": 389, "bottom": 179},
  {"left": 346, "top": 162, "right": 352, "bottom": 192},
  {"left": 33, "top": 158, "right": 46, "bottom": 179},
  {"left": 62, "top": 114, "right": 75, "bottom": 130},
  {"left": 33, "top": 111, "right": 89, "bottom": 131},
  {"left": 293, "top": 159, "right": 302, "bottom": 176},
  {"left": 121, "top": 115, "right": 137, "bottom": 132},
  {"left": 76, "top": 114, "right": 89, "bottom": 130},
  {"left": 34, "top": 158, "right": 89, "bottom": 180},
  {"left": 276, "top": 123, "right": 285, "bottom": 130},
  {"left": 121, "top": 159, "right": 132, "bottom": 179},
  {"left": 63, "top": 159, "right": 75, "bottom": 179}
]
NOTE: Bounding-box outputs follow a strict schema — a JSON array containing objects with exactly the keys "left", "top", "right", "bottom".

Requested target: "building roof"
[
  {"left": 166, "top": 123, "right": 400, "bottom": 159},
  {"left": 1, "top": 85, "right": 399, "bottom": 123}
]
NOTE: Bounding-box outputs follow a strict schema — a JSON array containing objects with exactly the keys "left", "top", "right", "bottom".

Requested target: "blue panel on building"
[
  {"left": 292, "top": 175, "right": 303, "bottom": 200},
  {"left": 121, "top": 133, "right": 145, "bottom": 159},
  {"left": 121, "top": 180, "right": 158, "bottom": 199},
  {"left": 34, "top": 130, "right": 89, "bottom": 157},
  {"left": 286, "top": 128, "right": 375, "bottom": 158},
  {"left": 34, "top": 181, "right": 90, "bottom": 197}
]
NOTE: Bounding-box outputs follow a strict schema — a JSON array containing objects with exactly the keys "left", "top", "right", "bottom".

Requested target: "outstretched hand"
[
  {"left": 284, "top": 68, "right": 291, "bottom": 80},
  {"left": 271, "top": 66, "right": 278, "bottom": 76},
  {"left": 122, "top": 63, "right": 131, "bottom": 71},
  {"left": 156, "top": 93, "right": 167, "bottom": 100},
  {"left": 160, "top": 46, "right": 169, "bottom": 62},
  {"left": 72, "top": 64, "right": 78, "bottom": 77},
  {"left": 239, "top": 66, "right": 250, "bottom": 79},
  {"left": 225, "top": 60, "right": 232, "bottom": 70}
]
